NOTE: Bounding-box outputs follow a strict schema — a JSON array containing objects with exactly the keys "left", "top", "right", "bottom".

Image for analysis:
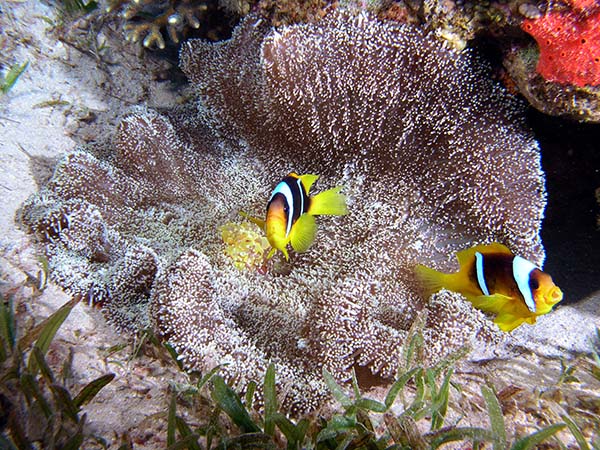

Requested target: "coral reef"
[
  {"left": 21, "top": 11, "right": 547, "bottom": 412},
  {"left": 181, "top": 11, "right": 546, "bottom": 259},
  {"left": 521, "top": 7, "right": 600, "bottom": 87},
  {"left": 502, "top": 1, "right": 600, "bottom": 122},
  {"left": 106, "top": 0, "right": 225, "bottom": 49},
  {"left": 377, "top": 0, "right": 539, "bottom": 50},
  {"left": 503, "top": 40, "right": 600, "bottom": 122},
  {"left": 254, "top": 0, "right": 330, "bottom": 26}
]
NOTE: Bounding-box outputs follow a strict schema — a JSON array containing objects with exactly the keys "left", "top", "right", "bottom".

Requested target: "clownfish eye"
[{"left": 529, "top": 278, "right": 539, "bottom": 290}]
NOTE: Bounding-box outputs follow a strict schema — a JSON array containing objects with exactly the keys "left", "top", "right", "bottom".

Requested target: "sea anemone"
[{"left": 20, "top": 11, "right": 545, "bottom": 412}]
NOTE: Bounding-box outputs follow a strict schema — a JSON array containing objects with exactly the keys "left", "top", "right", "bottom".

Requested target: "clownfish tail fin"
[
  {"left": 414, "top": 264, "right": 448, "bottom": 298},
  {"left": 308, "top": 186, "right": 348, "bottom": 216}
]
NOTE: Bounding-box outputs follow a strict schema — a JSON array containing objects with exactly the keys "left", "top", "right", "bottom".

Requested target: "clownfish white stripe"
[
  {"left": 513, "top": 256, "right": 537, "bottom": 313},
  {"left": 475, "top": 252, "right": 490, "bottom": 296},
  {"left": 270, "top": 181, "right": 295, "bottom": 237},
  {"left": 296, "top": 177, "right": 304, "bottom": 218}
]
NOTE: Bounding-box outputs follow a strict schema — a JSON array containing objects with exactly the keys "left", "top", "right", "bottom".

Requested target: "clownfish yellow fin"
[
  {"left": 308, "top": 186, "right": 348, "bottom": 216},
  {"left": 240, "top": 211, "right": 266, "bottom": 231},
  {"left": 494, "top": 313, "right": 527, "bottom": 332},
  {"left": 455, "top": 242, "right": 513, "bottom": 267},
  {"left": 414, "top": 264, "right": 448, "bottom": 298},
  {"left": 469, "top": 293, "right": 513, "bottom": 315},
  {"left": 478, "top": 242, "right": 513, "bottom": 255},
  {"left": 298, "top": 174, "right": 319, "bottom": 195},
  {"left": 455, "top": 247, "right": 477, "bottom": 267},
  {"left": 267, "top": 246, "right": 289, "bottom": 261},
  {"left": 289, "top": 214, "right": 317, "bottom": 253}
]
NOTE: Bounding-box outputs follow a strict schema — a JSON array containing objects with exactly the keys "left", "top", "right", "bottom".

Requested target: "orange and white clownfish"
[
  {"left": 415, "top": 242, "right": 563, "bottom": 332},
  {"left": 244, "top": 173, "right": 348, "bottom": 260}
]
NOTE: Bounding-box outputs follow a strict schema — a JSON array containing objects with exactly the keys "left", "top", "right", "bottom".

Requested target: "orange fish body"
[
  {"left": 245, "top": 173, "right": 348, "bottom": 260},
  {"left": 415, "top": 243, "right": 563, "bottom": 331}
]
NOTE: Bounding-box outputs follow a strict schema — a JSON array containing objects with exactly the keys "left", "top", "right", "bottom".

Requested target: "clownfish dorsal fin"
[
  {"left": 289, "top": 213, "right": 317, "bottom": 253},
  {"left": 455, "top": 242, "right": 513, "bottom": 267},
  {"left": 297, "top": 173, "right": 319, "bottom": 195},
  {"left": 479, "top": 242, "right": 513, "bottom": 255},
  {"left": 308, "top": 186, "right": 348, "bottom": 216}
]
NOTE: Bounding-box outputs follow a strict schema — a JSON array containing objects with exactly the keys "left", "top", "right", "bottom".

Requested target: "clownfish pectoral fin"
[
  {"left": 414, "top": 264, "right": 448, "bottom": 298},
  {"left": 240, "top": 211, "right": 266, "bottom": 231},
  {"left": 308, "top": 186, "right": 348, "bottom": 216},
  {"left": 289, "top": 214, "right": 317, "bottom": 253},
  {"left": 455, "top": 242, "right": 512, "bottom": 267},
  {"left": 298, "top": 174, "right": 319, "bottom": 195},
  {"left": 493, "top": 313, "right": 527, "bottom": 332},
  {"left": 469, "top": 293, "right": 513, "bottom": 315}
]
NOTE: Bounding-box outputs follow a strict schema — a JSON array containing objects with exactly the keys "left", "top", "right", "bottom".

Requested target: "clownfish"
[
  {"left": 244, "top": 173, "right": 348, "bottom": 260},
  {"left": 415, "top": 242, "right": 563, "bottom": 332}
]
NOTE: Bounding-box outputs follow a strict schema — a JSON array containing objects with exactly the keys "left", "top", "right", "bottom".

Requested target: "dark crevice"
[{"left": 529, "top": 109, "right": 600, "bottom": 303}]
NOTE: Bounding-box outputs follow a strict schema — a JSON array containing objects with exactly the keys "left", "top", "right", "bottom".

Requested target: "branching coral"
[
  {"left": 21, "top": 11, "right": 546, "bottom": 413},
  {"left": 107, "top": 0, "right": 212, "bottom": 49}
]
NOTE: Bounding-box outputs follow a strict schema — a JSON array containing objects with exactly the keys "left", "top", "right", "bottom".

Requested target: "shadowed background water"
[{"left": 533, "top": 110, "right": 600, "bottom": 303}]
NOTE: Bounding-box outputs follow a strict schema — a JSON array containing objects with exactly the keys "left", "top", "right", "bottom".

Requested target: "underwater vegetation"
[
  {"left": 3, "top": 284, "right": 597, "bottom": 447},
  {"left": 20, "top": 11, "right": 549, "bottom": 413},
  {"left": 0, "top": 297, "right": 114, "bottom": 448},
  {"left": 159, "top": 332, "right": 600, "bottom": 449},
  {"left": 0, "top": 62, "right": 28, "bottom": 95}
]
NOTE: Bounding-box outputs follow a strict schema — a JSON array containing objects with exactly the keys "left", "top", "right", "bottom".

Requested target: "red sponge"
[{"left": 522, "top": 8, "right": 600, "bottom": 87}]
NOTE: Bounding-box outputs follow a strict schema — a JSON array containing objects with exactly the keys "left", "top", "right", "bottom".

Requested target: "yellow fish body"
[
  {"left": 415, "top": 243, "right": 563, "bottom": 331},
  {"left": 246, "top": 173, "right": 348, "bottom": 260}
]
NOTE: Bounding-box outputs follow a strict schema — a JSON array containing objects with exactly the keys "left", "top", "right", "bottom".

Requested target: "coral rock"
[
  {"left": 522, "top": 9, "right": 600, "bottom": 87},
  {"left": 22, "top": 11, "right": 546, "bottom": 413}
]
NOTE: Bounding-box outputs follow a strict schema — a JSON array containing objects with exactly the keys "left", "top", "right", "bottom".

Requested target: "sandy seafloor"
[{"left": 0, "top": 1, "right": 599, "bottom": 447}]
